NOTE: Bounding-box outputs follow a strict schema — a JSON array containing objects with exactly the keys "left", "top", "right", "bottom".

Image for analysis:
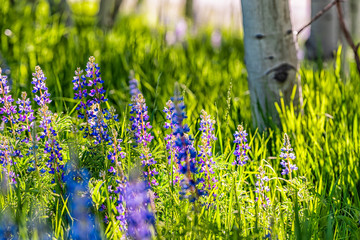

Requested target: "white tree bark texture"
[{"left": 241, "top": 0, "right": 300, "bottom": 131}]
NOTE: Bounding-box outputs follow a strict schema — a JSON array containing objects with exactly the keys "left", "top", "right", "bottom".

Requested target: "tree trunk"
[
  {"left": 350, "top": 0, "right": 360, "bottom": 41},
  {"left": 98, "top": 0, "right": 123, "bottom": 29},
  {"left": 241, "top": 0, "right": 300, "bottom": 131},
  {"left": 48, "top": 0, "right": 73, "bottom": 26},
  {"left": 185, "top": 0, "right": 193, "bottom": 20},
  {"left": 305, "top": 0, "right": 340, "bottom": 60}
]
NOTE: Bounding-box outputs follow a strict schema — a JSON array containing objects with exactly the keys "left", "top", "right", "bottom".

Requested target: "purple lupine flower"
[
  {"left": 279, "top": 133, "right": 297, "bottom": 176},
  {"left": 85, "top": 56, "right": 107, "bottom": 106},
  {"left": 114, "top": 179, "right": 127, "bottom": 231},
  {"left": 107, "top": 132, "right": 126, "bottom": 176},
  {"left": 0, "top": 68, "right": 17, "bottom": 127},
  {"left": 72, "top": 57, "right": 115, "bottom": 144},
  {"left": 129, "top": 93, "right": 158, "bottom": 187},
  {"left": 0, "top": 137, "right": 17, "bottom": 184},
  {"left": 87, "top": 103, "right": 111, "bottom": 145},
  {"left": 64, "top": 166, "right": 101, "bottom": 239},
  {"left": 72, "top": 67, "right": 88, "bottom": 121},
  {"left": 105, "top": 129, "right": 127, "bottom": 231},
  {"left": 233, "top": 125, "right": 250, "bottom": 166},
  {"left": 163, "top": 100, "right": 180, "bottom": 185},
  {"left": 16, "top": 92, "right": 35, "bottom": 143},
  {"left": 171, "top": 92, "right": 203, "bottom": 201},
  {"left": 211, "top": 30, "right": 222, "bottom": 48},
  {"left": 255, "top": 166, "right": 270, "bottom": 208},
  {"left": 32, "top": 66, "right": 64, "bottom": 180},
  {"left": 129, "top": 78, "right": 141, "bottom": 98},
  {"left": 32, "top": 66, "right": 51, "bottom": 107},
  {"left": 197, "top": 110, "right": 218, "bottom": 199},
  {"left": 125, "top": 178, "right": 155, "bottom": 240}
]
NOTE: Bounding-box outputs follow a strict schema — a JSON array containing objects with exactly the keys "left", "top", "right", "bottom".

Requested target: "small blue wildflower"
[
  {"left": 31, "top": 66, "right": 64, "bottom": 180},
  {"left": 279, "top": 133, "right": 297, "bottom": 176},
  {"left": 16, "top": 92, "right": 35, "bottom": 143},
  {"left": 64, "top": 165, "right": 101, "bottom": 240},
  {"left": 125, "top": 178, "right": 155, "bottom": 240},
  {"left": 233, "top": 125, "right": 250, "bottom": 166},
  {"left": 129, "top": 90, "right": 158, "bottom": 187},
  {"left": 255, "top": 166, "right": 270, "bottom": 208},
  {"left": 129, "top": 78, "right": 141, "bottom": 98},
  {"left": 197, "top": 110, "right": 218, "bottom": 199},
  {"left": 163, "top": 100, "right": 180, "bottom": 185},
  {"left": 171, "top": 93, "right": 204, "bottom": 200}
]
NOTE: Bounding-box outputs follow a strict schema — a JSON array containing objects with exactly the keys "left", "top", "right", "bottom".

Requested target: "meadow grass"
[{"left": 0, "top": 1, "right": 359, "bottom": 239}]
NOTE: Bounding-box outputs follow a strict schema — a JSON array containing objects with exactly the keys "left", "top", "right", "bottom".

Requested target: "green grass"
[{"left": 0, "top": 0, "right": 360, "bottom": 239}]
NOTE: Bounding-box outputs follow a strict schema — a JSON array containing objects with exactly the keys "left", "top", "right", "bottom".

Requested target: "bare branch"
[
  {"left": 335, "top": 0, "right": 360, "bottom": 75},
  {"left": 296, "top": 0, "right": 339, "bottom": 36}
]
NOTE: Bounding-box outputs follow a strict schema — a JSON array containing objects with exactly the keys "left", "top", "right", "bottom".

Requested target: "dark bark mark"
[
  {"left": 255, "top": 34, "right": 266, "bottom": 39},
  {"left": 265, "top": 63, "right": 296, "bottom": 83}
]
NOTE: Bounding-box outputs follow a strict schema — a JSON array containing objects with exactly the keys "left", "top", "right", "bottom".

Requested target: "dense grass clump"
[{"left": 0, "top": 1, "right": 360, "bottom": 239}]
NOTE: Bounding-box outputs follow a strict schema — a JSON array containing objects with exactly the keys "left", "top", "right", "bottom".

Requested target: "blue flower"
[
  {"left": 129, "top": 84, "right": 158, "bottom": 187},
  {"left": 125, "top": 178, "right": 155, "bottom": 240},
  {"left": 232, "top": 125, "right": 250, "bottom": 166},
  {"left": 279, "top": 133, "right": 297, "bottom": 176}
]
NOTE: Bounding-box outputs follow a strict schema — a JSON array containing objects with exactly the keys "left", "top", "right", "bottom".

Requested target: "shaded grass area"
[{"left": 0, "top": 0, "right": 359, "bottom": 239}]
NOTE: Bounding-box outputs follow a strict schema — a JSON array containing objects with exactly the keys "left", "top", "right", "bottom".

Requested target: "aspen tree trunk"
[
  {"left": 241, "top": 0, "right": 300, "bottom": 131},
  {"left": 350, "top": 0, "right": 360, "bottom": 41},
  {"left": 305, "top": 0, "right": 340, "bottom": 60},
  {"left": 48, "top": 0, "right": 73, "bottom": 26},
  {"left": 185, "top": 0, "right": 193, "bottom": 20},
  {"left": 98, "top": 0, "right": 123, "bottom": 29}
]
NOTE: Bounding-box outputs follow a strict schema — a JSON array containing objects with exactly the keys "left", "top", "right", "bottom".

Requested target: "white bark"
[
  {"left": 241, "top": 0, "right": 300, "bottom": 131},
  {"left": 306, "top": 0, "right": 340, "bottom": 60}
]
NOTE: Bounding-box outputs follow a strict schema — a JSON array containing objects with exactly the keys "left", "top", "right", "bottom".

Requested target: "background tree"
[
  {"left": 241, "top": 0, "right": 301, "bottom": 131},
  {"left": 48, "top": 0, "right": 73, "bottom": 26},
  {"left": 185, "top": 0, "right": 193, "bottom": 20},
  {"left": 305, "top": 0, "right": 340, "bottom": 60},
  {"left": 98, "top": 0, "right": 123, "bottom": 29},
  {"left": 350, "top": 0, "right": 360, "bottom": 40}
]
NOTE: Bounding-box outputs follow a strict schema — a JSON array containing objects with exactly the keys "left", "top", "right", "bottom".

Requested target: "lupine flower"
[
  {"left": 129, "top": 78, "right": 141, "bottom": 98},
  {"left": 125, "top": 177, "right": 155, "bottom": 240},
  {"left": 0, "top": 68, "right": 18, "bottom": 131},
  {"left": 32, "top": 66, "right": 64, "bottom": 180},
  {"left": 114, "top": 179, "right": 127, "bottom": 231},
  {"left": 163, "top": 100, "right": 180, "bottom": 185},
  {"left": 72, "top": 67, "right": 88, "bottom": 121},
  {"left": 129, "top": 92, "right": 158, "bottom": 187},
  {"left": 16, "top": 92, "right": 35, "bottom": 143},
  {"left": 64, "top": 165, "right": 101, "bottom": 240},
  {"left": 197, "top": 110, "right": 217, "bottom": 199},
  {"left": 107, "top": 130, "right": 126, "bottom": 176},
  {"left": 255, "top": 166, "right": 270, "bottom": 208},
  {"left": 72, "top": 57, "right": 116, "bottom": 144},
  {"left": 279, "top": 133, "right": 297, "bottom": 176},
  {"left": 211, "top": 30, "right": 222, "bottom": 48},
  {"left": 0, "top": 136, "right": 17, "bottom": 184},
  {"left": 233, "top": 125, "right": 250, "bottom": 166},
  {"left": 106, "top": 129, "right": 127, "bottom": 231},
  {"left": 85, "top": 56, "right": 107, "bottom": 105},
  {"left": 171, "top": 93, "right": 203, "bottom": 201},
  {"left": 0, "top": 212, "right": 18, "bottom": 240},
  {"left": 32, "top": 66, "right": 51, "bottom": 107}
]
